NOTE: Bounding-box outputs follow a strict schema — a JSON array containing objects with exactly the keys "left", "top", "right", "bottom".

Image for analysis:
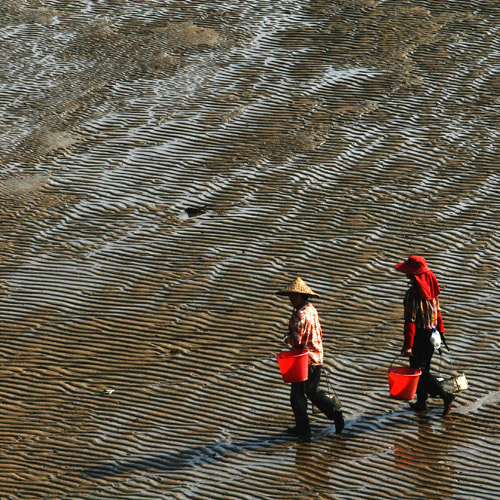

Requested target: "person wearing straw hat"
[
  {"left": 276, "top": 277, "right": 344, "bottom": 435},
  {"left": 394, "top": 256, "right": 456, "bottom": 416}
]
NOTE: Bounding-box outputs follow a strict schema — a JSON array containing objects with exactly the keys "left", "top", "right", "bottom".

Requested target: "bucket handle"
[
  {"left": 389, "top": 353, "right": 404, "bottom": 369},
  {"left": 436, "top": 346, "right": 461, "bottom": 378}
]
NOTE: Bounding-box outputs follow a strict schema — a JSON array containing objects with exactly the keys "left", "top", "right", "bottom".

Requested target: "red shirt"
[{"left": 285, "top": 302, "right": 324, "bottom": 365}]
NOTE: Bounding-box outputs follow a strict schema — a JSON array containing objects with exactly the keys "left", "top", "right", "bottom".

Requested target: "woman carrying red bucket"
[
  {"left": 395, "top": 256, "right": 456, "bottom": 416},
  {"left": 276, "top": 277, "right": 344, "bottom": 436}
]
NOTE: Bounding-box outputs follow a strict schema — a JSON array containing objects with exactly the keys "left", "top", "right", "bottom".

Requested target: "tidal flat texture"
[{"left": 0, "top": 1, "right": 499, "bottom": 499}]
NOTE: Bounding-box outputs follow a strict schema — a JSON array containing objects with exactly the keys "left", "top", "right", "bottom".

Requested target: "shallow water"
[{"left": 1, "top": 0, "right": 500, "bottom": 499}]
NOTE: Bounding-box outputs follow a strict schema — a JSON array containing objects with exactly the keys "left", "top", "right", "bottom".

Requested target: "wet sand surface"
[{"left": 1, "top": 0, "right": 500, "bottom": 498}]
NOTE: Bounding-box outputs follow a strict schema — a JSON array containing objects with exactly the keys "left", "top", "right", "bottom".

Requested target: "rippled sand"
[{"left": 1, "top": 1, "right": 500, "bottom": 499}]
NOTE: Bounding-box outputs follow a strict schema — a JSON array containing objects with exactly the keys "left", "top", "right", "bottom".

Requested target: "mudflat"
[{"left": 1, "top": 1, "right": 499, "bottom": 499}]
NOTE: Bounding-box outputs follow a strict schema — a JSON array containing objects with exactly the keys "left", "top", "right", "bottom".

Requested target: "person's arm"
[
  {"left": 284, "top": 310, "right": 301, "bottom": 347},
  {"left": 402, "top": 321, "right": 415, "bottom": 356},
  {"left": 284, "top": 332, "right": 299, "bottom": 346},
  {"left": 402, "top": 289, "right": 417, "bottom": 356},
  {"left": 436, "top": 311, "right": 445, "bottom": 334},
  {"left": 288, "top": 311, "right": 307, "bottom": 348}
]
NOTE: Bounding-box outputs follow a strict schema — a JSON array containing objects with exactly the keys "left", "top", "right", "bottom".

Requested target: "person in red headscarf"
[{"left": 395, "top": 256, "right": 455, "bottom": 416}]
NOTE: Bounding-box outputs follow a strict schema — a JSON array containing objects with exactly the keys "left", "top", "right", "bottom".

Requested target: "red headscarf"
[
  {"left": 395, "top": 255, "right": 441, "bottom": 300},
  {"left": 413, "top": 270, "right": 441, "bottom": 300}
]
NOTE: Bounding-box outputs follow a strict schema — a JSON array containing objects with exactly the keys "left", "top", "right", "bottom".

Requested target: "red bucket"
[
  {"left": 388, "top": 367, "right": 422, "bottom": 400},
  {"left": 276, "top": 349, "right": 309, "bottom": 383}
]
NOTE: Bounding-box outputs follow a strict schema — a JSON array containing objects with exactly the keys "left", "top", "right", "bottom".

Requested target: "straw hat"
[
  {"left": 276, "top": 277, "right": 319, "bottom": 297},
  {"left": 394, "top": 255, "right": 430, "bottom": 275}
]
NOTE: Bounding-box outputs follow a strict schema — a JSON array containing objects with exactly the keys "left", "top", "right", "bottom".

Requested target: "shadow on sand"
[
  {"left": 83, "top": 408, "right": 423, "bottom": 479},
  {"left": 83, "top": 431, "right": 299, "bottom": 478}
]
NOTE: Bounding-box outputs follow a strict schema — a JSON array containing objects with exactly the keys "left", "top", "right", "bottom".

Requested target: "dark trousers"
[
  {"left": 290, "top": 364, "right": 339, "bottom": 429},
  {"left": 410, "top": 328, "right": 446, "bottom": 402}
]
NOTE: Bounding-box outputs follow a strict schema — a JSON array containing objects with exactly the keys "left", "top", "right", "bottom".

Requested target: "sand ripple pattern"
[{"left": 1, "top": 0, "right": 500, "bottom": 499}]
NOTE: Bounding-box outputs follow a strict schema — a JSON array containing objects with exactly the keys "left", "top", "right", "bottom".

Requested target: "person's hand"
[{"left": 401, "top": 347, "right": 412, "bottom": 357}]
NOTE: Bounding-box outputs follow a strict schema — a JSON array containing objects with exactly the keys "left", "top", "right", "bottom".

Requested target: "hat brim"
[
  {"left": 276, "top": 291, "right": 319, "bottom": 298},
  {"left": 395, "top": 262, "right": 430, "bottom": 275},
  {"left": 394, "top": 262, "right": 408, "bottom": 273}
]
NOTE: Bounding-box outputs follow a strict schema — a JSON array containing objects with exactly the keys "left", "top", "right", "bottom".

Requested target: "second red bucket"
[
  {"left": 387, "top": 366, "right": 421, "bottom": 400},
  {"left": 276, "top": 349, "right": 309, "bottom": 383}
]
